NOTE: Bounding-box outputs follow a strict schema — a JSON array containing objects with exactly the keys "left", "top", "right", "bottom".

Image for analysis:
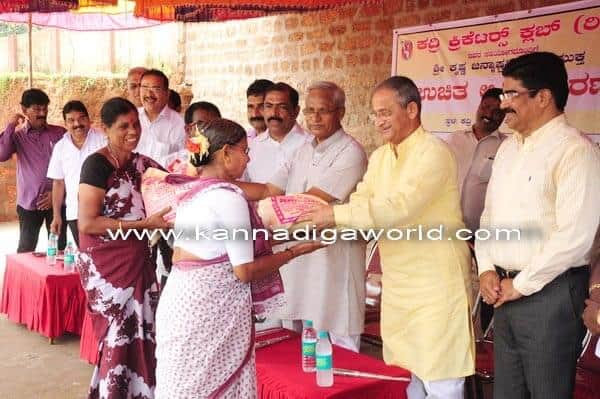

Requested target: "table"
[
  {"left": 255, "top": 329, "right": 410, "bottom": 399},
  {"left": 0, "top": 253, "right": 87, "bottom": 342}
]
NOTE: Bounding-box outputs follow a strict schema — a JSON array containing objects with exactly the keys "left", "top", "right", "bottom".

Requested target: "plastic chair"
[
  {"left": 362, "top": 241, "right": 382, "bottom": 346},
  {"left": 574, "top": 332, "right": 600, "bottom": 399}
]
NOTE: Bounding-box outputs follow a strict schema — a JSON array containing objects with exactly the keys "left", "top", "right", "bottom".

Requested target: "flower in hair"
[{"left": 186, "top": 124, "right": 210, "bottom": 162}]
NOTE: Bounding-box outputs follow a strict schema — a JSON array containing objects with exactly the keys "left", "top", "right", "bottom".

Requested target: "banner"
[{"left": 392, "top": 0, "right": 600, "bottom": 134}]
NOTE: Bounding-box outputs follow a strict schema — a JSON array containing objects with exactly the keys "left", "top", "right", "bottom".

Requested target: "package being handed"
[
  {"left": 257, "top": 194, "right": 327, "bottom": 232},
  {"left": 141, "top": 168, "right": 198, "bottom": 222}
]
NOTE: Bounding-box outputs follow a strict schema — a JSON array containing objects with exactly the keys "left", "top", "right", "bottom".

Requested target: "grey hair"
[
  {"left": 306, "top": 81, "right": 346, "bottom": 109},
  {"left": 127, "top": 66, "right": 147, "bottom": 78},
  {"left": 374, "top": 76, "right": 421, "bottom": 114}
]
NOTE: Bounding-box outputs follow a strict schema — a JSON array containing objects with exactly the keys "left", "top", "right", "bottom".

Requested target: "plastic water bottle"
[
  {"left": 46, "top": 233, "right": 58, "bottom": 265},
  {"left": 63, "top": 241, "right": 76, "bottom": 272},
  {"left": 316, "top": 330, "right": 333, "bottom": 387},
  {"left": 301, "top": 320, "right": 317, "bottom": 372}
]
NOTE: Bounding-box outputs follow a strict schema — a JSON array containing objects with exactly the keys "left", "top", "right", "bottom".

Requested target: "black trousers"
[
  {"left": 67, "top": 220, "right": 79, "bottom": 247},
  {"left": 493, "top": 266, "right": 589, "bottom": 399},
  {"left": 16, "top": 205, "right": 67, "bottom": 253}
]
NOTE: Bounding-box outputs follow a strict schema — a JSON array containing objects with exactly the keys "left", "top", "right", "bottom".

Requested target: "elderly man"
[
  {"left": 238, "top": 82, "right": 367, "bottom": 351},
  {"left": 47, "top": 101, "right": 105, "bottom": 246},
  {"left": 303, "top": 76, "right": 474, "bottom": 398},
  {"left": 476, "top": 52, "right": 600, "bottom": 399},
  {"left": 447, "top": 87, "right": 506, "bottom": 332},
  {"left": 244, "top": 82, "right": 310, "bottom": 183},
  {"left": 0, "top": 89, "right": 67, "bottom": 252},
  {"left": 246, "top": 79, "right": 273, "bottom": 139},
  {"left": 126, "top": 66, "right": 147, "bottom": 108}
]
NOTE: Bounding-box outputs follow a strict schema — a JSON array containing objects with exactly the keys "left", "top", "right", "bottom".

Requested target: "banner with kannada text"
[{"left": 392, "top": 0, "right": 599, "bottom": 134}]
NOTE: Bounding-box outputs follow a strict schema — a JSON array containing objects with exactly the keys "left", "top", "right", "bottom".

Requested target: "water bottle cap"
[
  {"left": 304, "top": 320, "right": 313, "bottom": 327},
  {"left": 318, "top": 330, "right": 328, "bottom": 339}
]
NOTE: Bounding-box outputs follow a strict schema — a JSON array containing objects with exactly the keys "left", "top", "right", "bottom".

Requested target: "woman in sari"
[
  {"left": 77, "top": 97, "right": 172, "bottom": 399},
  {"left": 155, "top": 119, "right": 322, "bottom": 398}
]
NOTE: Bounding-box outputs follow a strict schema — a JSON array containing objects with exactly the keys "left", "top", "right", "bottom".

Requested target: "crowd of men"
[{"left": 1, "top": 51, "right": 599, "bottom": 399}]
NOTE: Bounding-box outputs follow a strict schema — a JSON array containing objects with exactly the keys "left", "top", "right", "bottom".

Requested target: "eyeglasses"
[
  {"left": 303, "top": 108, "right": 338, "bottom": 117},
  {"left": 230, "top": 144, "right": 250, "bottom": 155},
  {"left": 368, "top": 110, "right": 393, "bottom": 123},
  {"left": 499, "top": 89, "right": 539, "bottom": 102}
]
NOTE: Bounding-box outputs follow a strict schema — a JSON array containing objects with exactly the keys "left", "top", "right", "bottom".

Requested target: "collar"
[
  {"left": 389, "top": 125, "right": 425, "bottom": 157},
  {"left": 514, "top": 114, "right": 565, "bottom": 147},
  {"left": 258, "top": 122, "right": 304, "bottom": 144},
  {"left": 140, "top": 105, "right": 170, "bottom": 123},
  {"left": 311, "top": 128, "right": 345, "bottom": 152},
  {"left": 467, "top": 128, "right": 503, "bottom": 142}
]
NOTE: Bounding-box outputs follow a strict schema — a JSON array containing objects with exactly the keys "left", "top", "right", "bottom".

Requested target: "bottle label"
[
  {"left": 316, "top": 354, "right": 332, "bottom": 370},
  {"left": 302, "top": 341, "right": 316, "bottom": 357},
  {"left": 64, "top": 254, "right": 75, "bottom": 264},
  {"left": 47, "top": 248, "right": 57, "bottom": 256}
]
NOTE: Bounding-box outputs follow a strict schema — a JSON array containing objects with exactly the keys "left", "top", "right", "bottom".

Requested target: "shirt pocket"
[{"left": 476, "top": 157, "right": 494, "bottom": 183}]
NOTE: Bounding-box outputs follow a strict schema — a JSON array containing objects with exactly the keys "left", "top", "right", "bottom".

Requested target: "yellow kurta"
[{"left": 334, "top": 127, "right": 475, "bottom": 381}]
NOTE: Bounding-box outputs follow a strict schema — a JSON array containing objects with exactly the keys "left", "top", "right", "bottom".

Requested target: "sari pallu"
[
  {"left": 155, "top": 178, "right": 285, "bottom": 399},
  {"left": 77, "top": 153, "right": 162, "bottom": 399}
]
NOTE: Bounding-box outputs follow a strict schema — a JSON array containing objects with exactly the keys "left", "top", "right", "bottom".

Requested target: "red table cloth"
[
  {"left": 256, "top": 330, "right": 410, "bottom": 399},
  {"left": 80, "top": 309, "right": 99, "bottom": 364},
  {"left": 0, "top": 253, "right": 86, "bottom": 339}
]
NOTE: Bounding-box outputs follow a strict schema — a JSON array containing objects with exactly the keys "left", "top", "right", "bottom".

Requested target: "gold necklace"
[{"left": 106, "top": 144, "right": 120, "bottom": 169}]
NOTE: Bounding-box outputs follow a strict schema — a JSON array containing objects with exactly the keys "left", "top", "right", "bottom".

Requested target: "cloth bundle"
[{"left": 141, "top": 168, "right": 326, "bottom": 229}]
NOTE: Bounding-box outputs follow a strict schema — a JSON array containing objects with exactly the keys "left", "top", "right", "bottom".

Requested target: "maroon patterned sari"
[{"left": 77, "top": 153, "right": 163, "bottom": 399}]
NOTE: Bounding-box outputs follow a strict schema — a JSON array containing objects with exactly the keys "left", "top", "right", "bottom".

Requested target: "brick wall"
[
  {"left": 0, "top": 76, "right": 126, "bottom": 222},
  {"left": 184, "top": 0, "right": 573, "bottom": 154}
]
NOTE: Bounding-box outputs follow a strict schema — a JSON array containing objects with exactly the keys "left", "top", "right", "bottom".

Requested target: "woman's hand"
[
  {"left": 288, "top": 241, "right": 328, "bottom": 257},
  {"left": 144, "top": 206, "right": 173, "bottom": 230}
]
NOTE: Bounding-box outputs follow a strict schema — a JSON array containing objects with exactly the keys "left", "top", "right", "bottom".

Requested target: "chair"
[
  {"left": 362, "top": 241, "right": 383, "bottom": 346},
  {"left": 574, "top": 332, "right": 600, "bottom": 399}
]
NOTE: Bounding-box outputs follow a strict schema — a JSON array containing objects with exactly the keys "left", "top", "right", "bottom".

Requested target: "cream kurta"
[{"left": 334, "top": 127, "right": 475, "bottom": 381}]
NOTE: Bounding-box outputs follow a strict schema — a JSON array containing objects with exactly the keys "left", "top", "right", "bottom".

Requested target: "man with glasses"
[
  {"left": 302, "top": 76, "right": 474, "bottom": 398},
  {"left": 135, "top": 69, "right": 185, "bottom": 290},
  {"left": 302, "top": 76, "right": 475, "bottom": 399},
  {"left": 476, "top": 51, "right": 600, "bottom": 399},
  {"left": 447, "top": 87, "right": 506, "bottom": 333},
  {"left": 0, "top": 88, "right": 67, "bottom": 252},
  {"left": 237, "top": 81, "right": 367, "bottom": 351},
  {"left": 244, "top": 82, "right": 310, "bottom": 183},
  {"left": 126, "top": 66, "right": 147, "bottom": 108}
]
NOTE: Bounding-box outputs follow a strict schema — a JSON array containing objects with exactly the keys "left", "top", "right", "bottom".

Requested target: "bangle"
[
  {"left": 590, "top": 283, "right": 600, "bottom": 295},
  {"left": 118, "top": 220, "right": 123, "bottom": 231}
]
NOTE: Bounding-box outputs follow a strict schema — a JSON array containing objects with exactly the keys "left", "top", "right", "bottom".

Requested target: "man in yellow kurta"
[{"left": 304, "top": 76, "right": 475, "bottom": 398}]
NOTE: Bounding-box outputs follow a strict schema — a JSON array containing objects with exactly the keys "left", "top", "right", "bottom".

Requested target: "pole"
[{"left": 28, "top": 12, "right": 33, "bottom": 88}]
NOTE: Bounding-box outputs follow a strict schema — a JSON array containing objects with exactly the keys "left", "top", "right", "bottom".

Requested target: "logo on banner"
[{"left": 400, "top": 40, "right": 413, "bottom": 60}]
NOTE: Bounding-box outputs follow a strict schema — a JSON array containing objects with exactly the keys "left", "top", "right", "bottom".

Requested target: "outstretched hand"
[
  {"left": 289, "top": 241, "right": 328, "bottom": 257},
  {"left": 296, "top": 203, "right": 335, "bottom": 230},
  {"left": 145, "top": 206, "right": 174, "bottom": 230}
]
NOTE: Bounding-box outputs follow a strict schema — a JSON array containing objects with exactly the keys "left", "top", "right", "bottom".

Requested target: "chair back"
[{"left": 578, "top": 332, "right": 600, "bottom": 373}]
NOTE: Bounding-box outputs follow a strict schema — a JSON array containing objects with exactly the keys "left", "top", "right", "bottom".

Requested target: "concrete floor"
[{"left": 0, "top": 222, "right": 92, "bottom": 399}]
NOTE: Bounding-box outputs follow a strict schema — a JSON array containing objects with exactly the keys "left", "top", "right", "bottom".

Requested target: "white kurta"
[{"left": 270, "top": 129, "right": 368, "bottom": 336}]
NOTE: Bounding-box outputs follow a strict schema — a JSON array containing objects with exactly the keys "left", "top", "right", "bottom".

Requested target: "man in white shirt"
[
  {"left": 246, "top": 79, "right": 273, "bottom": 139},
  {"left": 446, "top": 88, "right": 505, "bottom": 332},
  {"left": 126, "top": 66, "right": 147, "bottom": 108},
  {"left": 135, "top": 69, "right": 185, "bottom": 288},
  {"left": 238, "top": 82, "right": 368, "bottom": 351},
  {"left": 476, "top": 52, "right": 600, "bottom": 399},
  {"left": 245, "top": 82, "right": 311, "bottom": 183},
  {"left": 135, "top": 69, "right": 186, "bottom": 168},
  {"left": 47, "top": 101, "right": 106, "bottom": 246}
]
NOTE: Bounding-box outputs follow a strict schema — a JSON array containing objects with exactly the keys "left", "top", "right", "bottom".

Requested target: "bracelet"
[
  {"left": 118, "top": 220, "right": 123, "bottom": 231},
  {"left": 590, "top": 283, "right": 600, "bottom": 295}
]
